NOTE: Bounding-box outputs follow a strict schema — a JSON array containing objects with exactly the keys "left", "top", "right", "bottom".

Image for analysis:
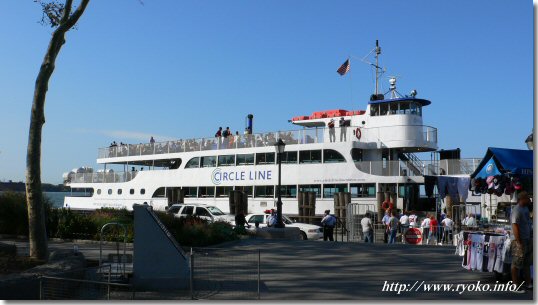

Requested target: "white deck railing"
[{"left": 98, "top": 125, "right": 438, "bottom": 159}]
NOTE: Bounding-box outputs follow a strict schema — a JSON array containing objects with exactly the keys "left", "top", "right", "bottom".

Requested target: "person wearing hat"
[
  {"left": 339, "top": 117, "right": 347, "bottom": 142},
  {"left": 511, "top": 191, "right": 533, "bottom": 292},
  {"left": 321, "top": 210, "right": 336, "bottom": 241},
  {"left": 327, "top": 119, "right": 335, "bottom": 142}
]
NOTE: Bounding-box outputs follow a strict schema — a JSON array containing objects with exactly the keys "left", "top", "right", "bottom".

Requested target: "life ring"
[
  {"left": 355, "top": 127, "right": 362, "bottom": 140},
  {"left": 381, "top": 200, "right": 393, "bottom": 210}
]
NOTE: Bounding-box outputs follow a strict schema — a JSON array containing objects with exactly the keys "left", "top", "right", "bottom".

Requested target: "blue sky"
[{"left": 0, "top": 1, "right": 534, "bottom": 184}]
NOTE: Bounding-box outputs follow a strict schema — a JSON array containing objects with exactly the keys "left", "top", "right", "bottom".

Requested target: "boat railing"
[
  {"left": 67, "top": 171, "right": 139, "bottom": 184},
  {"left": 97, "top": 125, "right": 438, "bottom": 159}
]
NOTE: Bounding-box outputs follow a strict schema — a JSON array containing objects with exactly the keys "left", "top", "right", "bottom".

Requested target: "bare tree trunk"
[{"left": 26, "top": 0, "right": 90, "bottom": 261}]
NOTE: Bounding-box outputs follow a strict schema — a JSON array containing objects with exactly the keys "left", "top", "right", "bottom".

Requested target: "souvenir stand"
[{"left": 454, "top": 147, "right": 533, "bottom": 277}]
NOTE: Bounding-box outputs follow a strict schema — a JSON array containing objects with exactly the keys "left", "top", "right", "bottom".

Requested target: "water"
[
  {"left": 44, "top": 192, "right": 70, "bottom": 208},
  {"left": 0, "top": 191, "right": 72, "bottom": 208}
]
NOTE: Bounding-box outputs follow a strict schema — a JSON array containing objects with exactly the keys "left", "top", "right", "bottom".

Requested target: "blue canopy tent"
[{"left": 470, "top": 147, "right": 533, "bottom": 179}]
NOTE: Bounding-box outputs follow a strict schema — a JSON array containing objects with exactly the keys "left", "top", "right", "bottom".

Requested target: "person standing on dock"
[{"left": 321, "top": 210, "right": 336, "bottom": 241}]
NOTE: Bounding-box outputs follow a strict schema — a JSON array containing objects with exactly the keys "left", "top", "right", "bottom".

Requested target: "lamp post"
[{"left": 274, "top": 138, "right": 286, "bottom": 228}]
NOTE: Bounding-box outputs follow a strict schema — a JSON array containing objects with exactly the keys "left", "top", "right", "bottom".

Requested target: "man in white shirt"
[
  {"left": 399, "top": 212, "right": 410, "bottom": 243},
  {"left": 409, "top": 212, "right": 418, "bottom": 228},
  {"left": 421, "top": 215, "right": 431, "bottom": 245},
  {"left": 360, "top": 213, "right": 374, "bottom": 243},
  {"left": 441, "top": 215, "right": 454, "bottom": 244}
]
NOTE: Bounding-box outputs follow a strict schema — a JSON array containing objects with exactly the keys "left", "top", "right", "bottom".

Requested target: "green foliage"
[
  {"left": 0, "top": 192, "right": 28, "bottom": 235},
  {"left": 0, "top": 195, "right": 237, "bottom": 246},
  {"left": 154, "top": 212, "right": 238, "bottom": 247}
]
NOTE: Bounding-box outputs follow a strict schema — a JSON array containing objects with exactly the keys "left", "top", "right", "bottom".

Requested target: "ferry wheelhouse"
[{"left": 63, "top": 43, "right": 475, "bottom": 215}]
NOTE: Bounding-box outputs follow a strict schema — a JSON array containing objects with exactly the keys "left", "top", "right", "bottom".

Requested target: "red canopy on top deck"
[{"left": 291, "top": 109, "right": 366, "bottom": 122}]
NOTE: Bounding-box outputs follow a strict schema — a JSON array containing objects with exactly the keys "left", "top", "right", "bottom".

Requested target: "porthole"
[
  {"left": 130, "top": 189, "right": 134, "bottom": 195},
  {"left": 108, "top": 189, "right": 112, "bottom": 195},
  {"left": 118, "top": 189, "right": 122, "bottom": 195},
  {"left": 140, "top": 189, "right": 146, "bottom": 195},
  {"left": 97, "top": 189, "right": 101, "bottom": 195}
]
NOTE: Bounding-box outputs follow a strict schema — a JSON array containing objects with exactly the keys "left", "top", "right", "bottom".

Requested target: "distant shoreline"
[{"left": 0, "top": 181, "right": 68, "bottom": 192}]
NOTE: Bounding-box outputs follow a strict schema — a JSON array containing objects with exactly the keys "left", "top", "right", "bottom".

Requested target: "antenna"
[
  {"left": 360, "top": 40, "right": 385, "bottom": 96},
  {"left": 375, "top": 40, "right": 381, "bottom": 95}
]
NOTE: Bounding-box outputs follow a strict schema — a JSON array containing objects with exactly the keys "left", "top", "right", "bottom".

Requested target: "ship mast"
[
  {"left": 361, "top": 40, "right": 384, "bottom": 97},
  {"left": 375, "top": 40, "right": 381, "bottom": 95}
]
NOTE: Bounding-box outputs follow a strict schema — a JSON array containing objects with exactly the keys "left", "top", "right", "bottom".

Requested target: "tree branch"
[
  {"left": 60, "top": 0, "right": 90, "bottom": 31},
  {"left": 60, "top": 0, "right": 74, "bottom": 24}
]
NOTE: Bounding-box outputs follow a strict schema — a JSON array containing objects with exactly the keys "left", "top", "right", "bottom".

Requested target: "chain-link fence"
[
  {"left": 39, "top": 265, "right": 133, "bottom": 300},
  {"left": 39, "top": 247, "right": 261, "bottom": 300}
]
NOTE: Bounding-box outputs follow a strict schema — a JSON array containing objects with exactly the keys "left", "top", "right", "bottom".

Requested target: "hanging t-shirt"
[
  {"left": 488, "top": 236, "right": 504, "bottom": 272},
  {"left": 470, "top": 234, "right": 485, "bottom": 271}
]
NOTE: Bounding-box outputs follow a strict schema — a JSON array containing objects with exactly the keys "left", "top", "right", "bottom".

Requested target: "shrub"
[{"left": 0, "top": 192, "right": 28, "bottom": 235}]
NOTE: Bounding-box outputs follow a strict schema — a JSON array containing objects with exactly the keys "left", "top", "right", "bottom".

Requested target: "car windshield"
[{"left": 207, "top": 206, "right": 225, "bottom": 215}]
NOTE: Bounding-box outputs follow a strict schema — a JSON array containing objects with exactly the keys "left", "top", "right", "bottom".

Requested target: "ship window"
[
  {"left": 97, "top": 189, "right": 101, "bottom": 195},
  {"left": 236, "top": 153, "right": 254, "bottom": 166},
  {"left": 117, "top": 189, "right": 122, "bottom": 195},
  {"left": 216, "top": 186, "right": 233, "bottom": 197},
  {"left": 152, "top": 187, "right": 166, "bottom": 198},
  {"left": 140, "top": 189, "right": 146, "bottom": 195},
  {"left": 389, "top": 103, "right": 398, "bottom": 114},
  {"left": 201, "top": 156, "right": 216, "bottom": 168},
  {"left": 281, "top": 151, "right": 298, "bottom": 164},
  {"left": 198, "top": 186, "right": 215, "bottom": 198},
  {"left": 323, "top": 149, "right": 346, "bottom": 163},
  {"left": 185, "top": 157, "right": 200, "bottom": 168},
  {"left": 380, "top": 103, "right": 388, "bottom": 115},
  {"left": 218, "top": 155, "right": 235, "bottom": 167},
  {"left": 182, "top": 187, "right": 197, "bottom": 198},
  {"left": 323, "top": 184, "right": 348, "bottom": 198},
  {"left": 255, "top": 185, "right": 274, "bottom": 198},
  {"left": 235, "top": 186, "right": 253, "bottom": 197},
  {"left": 350, "top": 183, "right": 376, "bottom": 198},
  {"left": 351, "top": 148, "right": 363, "bottom": 162},
  {"left": 410, "top": 102, "right": 419, "bottom": 115},
  {"left": 398, "top": 102, "right": 410, "bottom": 114},
  {"left": 299, "top": 150, "right": 322, "bottom": 164},
  {"left": 417, "top": 105, "right": 422, "bottom": 116},
  {"left": 298, "top": 184, "right": 322, "bottom": 198},
  {"left": 108, "top": 189, "right": 112, "bottom": 195},
  {"left": 130, "top": 189, "right": 134, "bottom": 195},
  {"left": 256, "top": 152, "right": 275, "bottom": 164},
  {"left": 279, "top": 185, "right": 297, "bottom": 198},
  {"left": 370, "top": 104, "right": 379, "bottom": 116}
]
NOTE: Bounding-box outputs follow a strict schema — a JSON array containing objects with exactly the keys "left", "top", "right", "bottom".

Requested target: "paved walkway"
[
  {"left": 2, "top": 238, "right": 533, "bottom": 300},
  {"left": 211, "top": 239, "right": 533, "bottom": 300}
]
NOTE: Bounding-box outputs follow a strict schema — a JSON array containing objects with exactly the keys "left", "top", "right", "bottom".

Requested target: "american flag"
[{"left": 337, "top": 59, "right": 350, "bottom": 76}]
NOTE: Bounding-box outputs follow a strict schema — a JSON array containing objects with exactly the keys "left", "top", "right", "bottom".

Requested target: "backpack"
[{"left": 223, "top": 130, "right": 229, "bottom": 137}]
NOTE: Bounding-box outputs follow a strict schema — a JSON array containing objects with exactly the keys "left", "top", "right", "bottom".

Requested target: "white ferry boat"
[{"left": 63, "top": 42, "right": 475, "bottom": 215}]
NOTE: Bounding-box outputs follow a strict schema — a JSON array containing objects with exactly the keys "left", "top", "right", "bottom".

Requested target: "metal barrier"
[
  {"left": 190, "top": 247, "right": 260, "bottom": 300},
  {"left": 346, "top": 203, "right": 377, "bottom": 242}
]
